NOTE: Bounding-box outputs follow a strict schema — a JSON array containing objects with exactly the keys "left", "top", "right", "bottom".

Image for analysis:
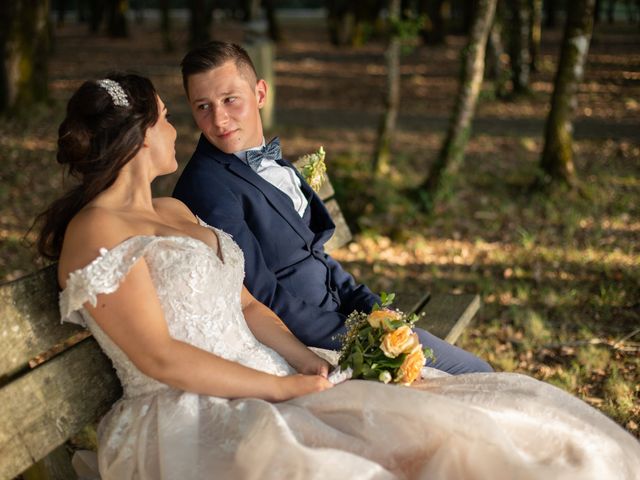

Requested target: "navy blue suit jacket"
[{"left": 173, "top": 136, "right": 379, "bottom": 349}]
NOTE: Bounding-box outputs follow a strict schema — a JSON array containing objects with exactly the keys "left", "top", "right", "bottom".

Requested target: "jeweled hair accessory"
[{"left": 96, "top": 79, "right": 130, "bottom": 107}]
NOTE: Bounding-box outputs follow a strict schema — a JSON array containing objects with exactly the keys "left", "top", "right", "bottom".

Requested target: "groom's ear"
[{"left": 256, "top": 79, "right": 267, "bottom": 109}]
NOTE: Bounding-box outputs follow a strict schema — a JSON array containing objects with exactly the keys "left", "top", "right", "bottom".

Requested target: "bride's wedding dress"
[{"left": 60, "top": 221, "right": 640, "bottom": 479}]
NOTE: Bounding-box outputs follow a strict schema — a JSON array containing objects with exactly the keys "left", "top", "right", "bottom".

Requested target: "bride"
[{"left": 37, "top": 74, "right": 639, "bottom": 479}]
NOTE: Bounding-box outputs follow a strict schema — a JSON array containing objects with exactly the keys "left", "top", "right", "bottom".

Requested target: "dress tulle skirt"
[{"left": 96, "top": 373, "right": 640, "bottom": 480}]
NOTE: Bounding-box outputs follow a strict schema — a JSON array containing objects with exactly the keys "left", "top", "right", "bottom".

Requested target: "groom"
[{"left": 173, "top": 41, "right": 492, "bottom": 374}]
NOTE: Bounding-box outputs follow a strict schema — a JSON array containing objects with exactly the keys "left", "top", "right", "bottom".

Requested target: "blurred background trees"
[{"left": 1, "top": 0, "right": 638, "bottom": 436}]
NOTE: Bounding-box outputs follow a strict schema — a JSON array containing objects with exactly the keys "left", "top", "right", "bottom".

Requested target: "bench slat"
[
  {"left": 0, "top": 339, "right": 121, "bottom": 480},
  {"left": 324, "top": 199, "right": 352, "bottom": 252},
  {"left": 416, "top": 293, "right": 480, "bottom": 344},
  {"left": 0, "top": 264, "right": 84, "bottom": 379}
]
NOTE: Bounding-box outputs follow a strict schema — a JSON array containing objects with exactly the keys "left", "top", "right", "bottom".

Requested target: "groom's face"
[{"left": 187, "top": 61, "right": 267, "bottom": 154}]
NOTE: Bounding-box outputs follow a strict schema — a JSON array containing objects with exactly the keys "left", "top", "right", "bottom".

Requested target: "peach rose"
[
  {"left": 380, "top": 326, "right": 420, "bottom": 358},
  {"left": 367, "top": 309, "right": 402, "bottom": 329},
  {"left": 396, "top": 347, "right": 426, "bottom": 385}
]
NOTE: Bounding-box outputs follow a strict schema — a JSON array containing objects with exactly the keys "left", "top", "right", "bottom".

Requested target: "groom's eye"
[{"left": 197, "top": 104, "right": 210, "bottom": 111}]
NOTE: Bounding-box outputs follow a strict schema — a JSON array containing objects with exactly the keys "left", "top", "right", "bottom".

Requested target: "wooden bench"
[{"left": 0, "top": 173, "right": 480, "bottom": 480}]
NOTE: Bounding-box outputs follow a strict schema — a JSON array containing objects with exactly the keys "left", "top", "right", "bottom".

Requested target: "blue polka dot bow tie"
[{"left": 246, "top": 137, "right": 282, "bottom": 171}]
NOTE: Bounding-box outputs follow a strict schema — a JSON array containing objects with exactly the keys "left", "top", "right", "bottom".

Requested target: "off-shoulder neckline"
[{"left": 60, "top": 224, "right": 227, "bottom": 294}]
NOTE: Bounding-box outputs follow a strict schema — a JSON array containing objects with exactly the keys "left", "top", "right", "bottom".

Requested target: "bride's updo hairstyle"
[{"left": 37, "top": 73, "right": 159, "bottom": 259}]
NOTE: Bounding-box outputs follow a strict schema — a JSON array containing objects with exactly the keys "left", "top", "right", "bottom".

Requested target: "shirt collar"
[{"left": 233, "top": 138, "right": 266, "bottom": 163}]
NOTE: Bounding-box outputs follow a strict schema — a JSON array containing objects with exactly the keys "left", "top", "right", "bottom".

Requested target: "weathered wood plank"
[
  {"left": 416, "top": 294, "right": 481, "bottom": 344},
  {"left": 0, "top": 339, "right": 121, "bottom": 480},
  {"left": 324, "top": 199, "right": 352, "bottom": 252},
  {"left": 0, "top": 264, "right": 85, "bottom": 378},
  {"left": 21, "top": 444, "right": 77, "bottom": 480},
  {"left": 394, "top": 292, "right": 431, "bottom": 316}
]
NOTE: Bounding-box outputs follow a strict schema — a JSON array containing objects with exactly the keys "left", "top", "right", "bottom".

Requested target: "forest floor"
[{"left": 0, "top": 14, "right": 638, "bottom": 436}]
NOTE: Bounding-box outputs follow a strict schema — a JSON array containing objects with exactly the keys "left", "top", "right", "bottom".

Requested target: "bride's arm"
[
  {"left": 240, "top": 287, "right": 332, "bottom": 377},
  {"left": 84, "top": 258, "right": 332, "bottom": 402}
]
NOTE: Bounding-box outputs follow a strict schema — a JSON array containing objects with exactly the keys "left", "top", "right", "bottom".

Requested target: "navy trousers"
[{"left": 415, "top": 328, "right": 493, "bottom": 374}]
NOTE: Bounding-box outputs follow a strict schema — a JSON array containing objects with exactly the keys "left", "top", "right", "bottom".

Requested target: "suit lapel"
[{"left": 199, "top": 137, "right": 311, "bottom": 243}]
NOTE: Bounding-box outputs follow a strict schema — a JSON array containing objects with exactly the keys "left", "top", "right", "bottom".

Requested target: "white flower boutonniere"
[{"left": 298, "top": 146, "right": 327, "bottom": 193}]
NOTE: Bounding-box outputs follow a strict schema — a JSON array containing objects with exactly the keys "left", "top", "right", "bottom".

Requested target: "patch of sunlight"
[
  {"left": 547, "top": 366, "right": 579, "bottom": 394},
  {"left": 576, "top": 345, "right": 612, "bottom": 373},
  {"left": 0, "top": 136, "right": 56, "bottom": 153},
  {"left": 514, "top": 309, "right": 552, "bottom": 345},
  {"left": 519, "top": 137, "right": 539, "bottom": 152},
  {"left": 535, "top": 245, "right": 638, "bottom": 270},
  {"left": 599, "top": 174, "right": 640, "bottom": 188},
  {"left": 604, "top": 375, "right": 636, "bottom": 413}
]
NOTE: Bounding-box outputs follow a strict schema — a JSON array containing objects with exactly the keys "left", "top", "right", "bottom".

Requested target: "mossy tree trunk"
[
  {"left": 0, "top": 0, "right": 50, "bottom": 116},
  {"left": 372, "top": 0, "right": 401, "bottom": 176},
  {"left": 417, "top": 0, "right": 496, "bottom": 208},
  {"left": 486, "top": 1, "right": 509, "bottom": 98},
  {"left": 538, "top": 0, "right": 596, "bottom": 187},
  {"left": 529, "top": 0, "right": 542, "bottom": 73},
  {"left": 508, "top": 0, "right": 531, "bottom": 94},
  {"left": 106, "top": 0, "right": 128, "bottom": 37}
]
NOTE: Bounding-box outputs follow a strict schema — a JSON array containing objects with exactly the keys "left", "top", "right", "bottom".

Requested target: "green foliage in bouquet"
[
  {"left": 338, "top": 293, "right": 435, "bottom": 385},
  {"left": 298, "top": 146, "right": 327, "bottom": 193}
]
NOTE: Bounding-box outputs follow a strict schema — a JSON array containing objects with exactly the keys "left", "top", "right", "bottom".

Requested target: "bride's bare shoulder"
[{"left": 58, "top": 207, "right": 134, "bottom": 286}]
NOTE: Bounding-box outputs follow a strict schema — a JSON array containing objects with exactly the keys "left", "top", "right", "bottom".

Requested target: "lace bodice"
[{"left": 60, "top": 221, "right": 295, "bottom": 398}]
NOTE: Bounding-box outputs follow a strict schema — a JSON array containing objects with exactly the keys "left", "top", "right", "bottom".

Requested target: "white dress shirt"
[{"left": 234, "top": 141, "right": 309, "bottom": 217}]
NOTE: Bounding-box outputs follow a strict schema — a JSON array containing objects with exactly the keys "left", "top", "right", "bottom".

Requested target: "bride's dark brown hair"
[{"left": 36, "top": 73, "right": 159, "bottom": 260}]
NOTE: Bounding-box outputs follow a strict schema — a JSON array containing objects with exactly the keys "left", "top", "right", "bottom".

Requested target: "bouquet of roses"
[{"left": 331, "top": 293, "right": 435, "bottom": 386}]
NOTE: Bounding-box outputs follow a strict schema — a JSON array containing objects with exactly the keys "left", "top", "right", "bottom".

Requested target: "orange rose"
[
  {"left": 367, "top": 309, "right": 402, "bottom": 329},
  {"left": 396, "top": 347, "right": 426, "bottom": 385},
  {"left": 380, "top": 326, "right": 420, "bottom": 358}
]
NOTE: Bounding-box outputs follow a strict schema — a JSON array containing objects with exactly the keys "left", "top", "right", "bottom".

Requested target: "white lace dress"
[{"left": 60, "top": 223, "right": 640, "bottom": 480}]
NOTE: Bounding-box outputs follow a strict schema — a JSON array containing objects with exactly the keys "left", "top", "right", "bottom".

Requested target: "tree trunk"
[
  {"left": 544, "top": 0, "right": 557, "bottom": 28},
  {"left": 418, "top": 0, "right": 497, "bottom": 207},
  {"left": 326, "top": 0, "right": 351, "bottom": 46},
  {"left": 88, "top": 0, "right": 105, "bottom": 33},
  {"left": 594, "top": 0, "right": 602, "bottom": 22},
  {"left": 263, "top": 0, "right": 282, "bottom": 42},
  {"left": 508, "top": 0, "right": 531, "bottom": 94},
  {"left": 538, "top": 0, "right": 596, "bottom": 187},
  {"left": 529, "top": 0, "right": 542, "bottom": 73},
  {"left": 107, "top": 0, "right": 128, "bottom": 37},
  {"left": 159, "top": 0, "right": 173, "bottom": 52},
  {"left": 607, "top": 0, "right": 616, "bottom": 23},
  {"left": 0, "top": 0, "right": 50, "bottom": 116},
  {"left": 419, "top": 0, "right": 447, "bottom": 44},
  {"left": 189, "top": 0, "right": 212, "bottom": 48},
  {"left": 372, "top": 0, "right": 401, "bottom": 175},
  {"left": 486, "top": 1, "right": 509, "bottom": 98}
]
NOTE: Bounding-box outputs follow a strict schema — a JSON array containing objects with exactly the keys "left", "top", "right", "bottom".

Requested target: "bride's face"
[{"left": 145, "top": 96, "right": 178, "bottom": 176}]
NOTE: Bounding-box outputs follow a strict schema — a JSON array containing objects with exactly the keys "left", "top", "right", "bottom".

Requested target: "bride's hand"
[
  {"left": 274, "top": 374, "right": 333, "bottom": 402},
  {"left": 291, "top": 350, "right": 331, "bottom": 378}
]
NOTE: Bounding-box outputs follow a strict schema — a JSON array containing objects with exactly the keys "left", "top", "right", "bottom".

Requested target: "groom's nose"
[{"left": 213, "top": 106, "right": 229, "bottom": 129}]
